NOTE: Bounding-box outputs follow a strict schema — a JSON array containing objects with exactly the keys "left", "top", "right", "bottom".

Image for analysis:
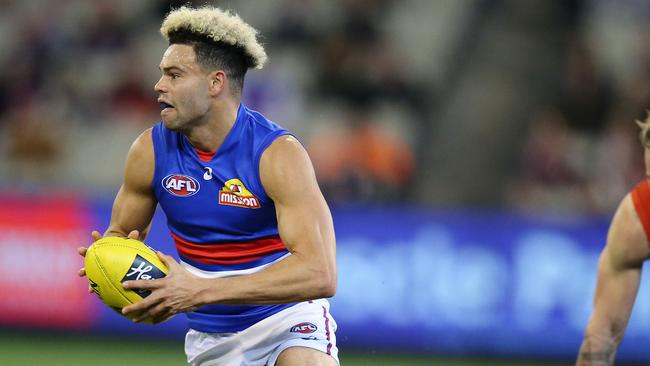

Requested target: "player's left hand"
[
  {"left": 78, "top": 230, "right": 141, "bottom": 293},
  {"left": 121, "top": 251, "right": 204, "bottom": 323}
]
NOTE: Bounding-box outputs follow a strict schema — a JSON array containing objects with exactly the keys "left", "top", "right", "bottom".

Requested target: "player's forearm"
[
  {"left": 196, "top": 253, "right": 336, "bottom": 305},
  {"left": 576, "top": 335, "right": 618, "bottom": 366}
]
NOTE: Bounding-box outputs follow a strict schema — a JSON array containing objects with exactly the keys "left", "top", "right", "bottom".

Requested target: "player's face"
[{"left": 154, "top": 44, "right": 213, "bottom": 130}]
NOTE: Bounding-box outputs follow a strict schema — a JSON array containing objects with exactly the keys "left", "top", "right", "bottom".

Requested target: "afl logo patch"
[
  {"left": 162, "top": 174, "right": 200, "bottom": 197},
  {"left": 290, "top": 322, "right": 317, "bottom": 334}
]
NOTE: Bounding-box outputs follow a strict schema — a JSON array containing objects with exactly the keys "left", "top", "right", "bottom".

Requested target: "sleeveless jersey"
[
  {"left": 632, "top": 179, "right": 650, "bottom": 245},
  {"left": 151, "top": 103, "right": 295, "bottom": 333}
]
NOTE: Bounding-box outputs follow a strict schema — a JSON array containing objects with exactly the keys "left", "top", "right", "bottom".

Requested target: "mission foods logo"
[
  {"left": 162, "top": 174, "right": 200, "bottom": 197},
  {"left": 218, "top": 178, "right": 260, "bottom": 209}
]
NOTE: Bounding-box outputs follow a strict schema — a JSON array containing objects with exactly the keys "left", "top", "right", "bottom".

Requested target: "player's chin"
[{"left": 162, "top": 117, "right": 182, "bottom": 131}]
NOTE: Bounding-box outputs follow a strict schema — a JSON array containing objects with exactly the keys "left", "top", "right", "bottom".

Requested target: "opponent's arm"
[
  {"left": 122, "top": 135, "right": 336, "bottom": 321},
  {"left": 576, "top": 194, "right": 649, "bottom": 365}
]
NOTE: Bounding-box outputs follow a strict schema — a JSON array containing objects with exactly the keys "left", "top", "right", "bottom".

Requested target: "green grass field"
[{"left": 0, "top": 331, "right": 577, "bottom": 366}]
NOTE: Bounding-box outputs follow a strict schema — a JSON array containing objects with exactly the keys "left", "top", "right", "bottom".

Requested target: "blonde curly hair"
[
  {"left": 160, "top": 6, "right": 267, "bottom": 70},
  {"left": 637, "top": 111, "right": 650, "bottom": 148}
]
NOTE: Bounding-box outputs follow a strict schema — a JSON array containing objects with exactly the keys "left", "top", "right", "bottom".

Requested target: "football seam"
[
  {"left": 94, "top": 243, "right": 164, "bottom": 265},
  {"left": 90, "top": 247, "right": 135, "bottom": 306},
  {"left": 94, "top": 244, "right": 167, "bottom": 271}
]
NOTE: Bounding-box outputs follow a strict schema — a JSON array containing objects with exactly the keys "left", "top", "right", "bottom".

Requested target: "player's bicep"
[
  {"left": 106, "top": 129, "right": 157, "bottom": 240},
  {"left": 275, "top": 189, "right": 333, "bottom": 257},
  {"left": 260, "top": 136, "right": 336, "bottom": 282},
  {"left": 605, "top": 194, "right": 649, "bottom": 270},
  {"left": 587, "top": 195, "right": 648, "bottom": 339}
]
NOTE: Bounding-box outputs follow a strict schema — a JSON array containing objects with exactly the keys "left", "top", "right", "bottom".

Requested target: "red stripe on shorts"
[{"left": 322, "top": 306, "right": 332, "bottom": 355}]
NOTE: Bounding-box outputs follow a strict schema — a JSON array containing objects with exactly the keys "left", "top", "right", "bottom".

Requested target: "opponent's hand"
[
  {"left": 121, "top": 251, "right": 204, "bottom": 324},
  {"left": 77, "top": 230, "right": 141, "bottom": 293}
]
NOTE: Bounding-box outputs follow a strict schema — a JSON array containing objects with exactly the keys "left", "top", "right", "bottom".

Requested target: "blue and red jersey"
[{"left": 151, "top": 103, "right": 295, "bottom": 333}]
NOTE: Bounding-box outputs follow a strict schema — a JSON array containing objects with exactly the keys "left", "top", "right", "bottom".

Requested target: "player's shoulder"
[
  {"left": 259, "top": 134, "right": 315, "bottom": 197},
  {"left": 615, "top": 193, "right": 639, "bottom": 229},
  {"left": 623, "top": 181, "right": 650, "bottom": 237},
  {"left": 607, "top": 192, "right": 650, "bottom": 266},
  {"left": 262, "top": 135, "right": 306, "bottom": 163},
  {"left": 126, "top": 127, "right": 155, "bottom": 163},
  {"left": 130, "top": 126, "right": 153, "bottom": 148}
]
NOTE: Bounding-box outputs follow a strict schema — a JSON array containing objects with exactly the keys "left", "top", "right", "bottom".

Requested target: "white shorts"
[{"left": 184, "top": 299, "right": 338, "bottom": 366}]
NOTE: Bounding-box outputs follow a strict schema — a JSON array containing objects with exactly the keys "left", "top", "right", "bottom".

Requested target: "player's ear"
[{"left": 208, "top": 70, "right": 226, "bottom": 96}]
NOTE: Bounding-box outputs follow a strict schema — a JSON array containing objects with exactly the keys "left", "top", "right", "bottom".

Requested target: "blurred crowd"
[
  {"left": 0, "top": 0, "right": 422, "bottom": 201},
  {"left": 1, "top": 0, "right": 649, "bottom": 215},
  {"left": 505, "top": 0, "right": 650, "bottom": 215}
]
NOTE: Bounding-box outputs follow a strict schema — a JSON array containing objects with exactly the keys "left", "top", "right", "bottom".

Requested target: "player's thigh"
[{"left": 275, "top": 346, "right": 337, "bottom": 366}]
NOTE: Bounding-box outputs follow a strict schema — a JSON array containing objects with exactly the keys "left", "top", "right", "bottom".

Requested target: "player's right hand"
[{"left": 77, "top": 230, "right": 140, "bottom": 293}]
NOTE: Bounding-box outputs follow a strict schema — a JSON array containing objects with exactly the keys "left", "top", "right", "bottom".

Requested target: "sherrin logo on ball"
[
  {"left": 162, "top": 174, "right": 200, "bottom": 197},
  {"left": 84, "top": 236, "right": 168, "bottom": 324}
]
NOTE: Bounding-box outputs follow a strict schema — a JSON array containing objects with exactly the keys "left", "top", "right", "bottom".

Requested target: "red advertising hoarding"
[{"left": 0, "top": 194, "right": 97, "bottom": 329}]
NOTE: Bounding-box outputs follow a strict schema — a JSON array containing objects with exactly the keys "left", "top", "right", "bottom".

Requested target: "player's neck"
[{"left": 184, "top": 98, "right": 240, "bottom": 153}]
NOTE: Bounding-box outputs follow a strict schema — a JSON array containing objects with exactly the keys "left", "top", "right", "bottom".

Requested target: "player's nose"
[{"left": 154, "top": 77, "right": 167, "bottom": 93}]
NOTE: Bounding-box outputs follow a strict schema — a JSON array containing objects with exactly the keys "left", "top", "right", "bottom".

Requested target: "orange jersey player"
[{"left": 577, "top": 115, "right": 650, "bottom": 365}]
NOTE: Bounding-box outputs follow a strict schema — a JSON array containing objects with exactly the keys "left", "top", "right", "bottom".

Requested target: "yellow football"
[{"left": 84, "top": 236, "right": 168, "bottom": 323}]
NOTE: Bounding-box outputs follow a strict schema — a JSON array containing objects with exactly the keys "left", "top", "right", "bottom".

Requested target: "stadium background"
[{"left": 1, "top": 0, "right": 650, "bottom": 365}]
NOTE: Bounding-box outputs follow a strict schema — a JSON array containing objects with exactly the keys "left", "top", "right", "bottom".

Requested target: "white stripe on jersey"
[{"left": 180, "top": 253, "right": 292, "bottom": 279}]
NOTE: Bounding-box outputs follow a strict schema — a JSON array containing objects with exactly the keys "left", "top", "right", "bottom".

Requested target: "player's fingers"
[
  {"left": 91, "top": 231, "right": 102, "bottom": 241},
  {"left": 77, "top": 247, "right": 88, "bottom": 257},
  {"left": 78, "top": 267, "right": 86, "bottom": 277},
  {"left": 122, "top": 279, "right": 160, "bottom": 291},
  {"left": 127, "top": 230, "right": 140, "bottom": 240},
  {"left": 122, "top": 295, "right": 161, "bottom": 317},
  {"left": 152, "top": 312, "right": 175, "bottom": 324},
  {"left": 136, "top": 302, "right": 169, "bottom": 323},
  {"left": 87, "top": 285, "right": 93, "bottom": 293},
  {"left": 122, "top": 302, "right": 145, "bottom": 317},
  {"left": 150, "top": 308, "right": 176, "bottom": 324}
]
